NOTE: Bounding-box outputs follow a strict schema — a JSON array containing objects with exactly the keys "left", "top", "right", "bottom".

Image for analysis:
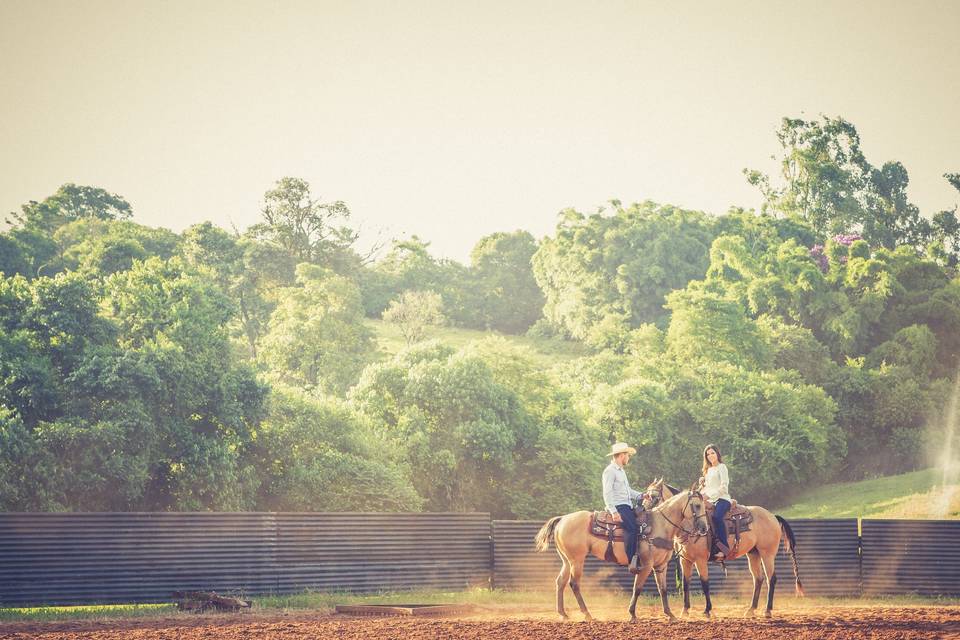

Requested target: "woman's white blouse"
[{"left": 703, "top": 463, "right": 731, "bottom": 502}]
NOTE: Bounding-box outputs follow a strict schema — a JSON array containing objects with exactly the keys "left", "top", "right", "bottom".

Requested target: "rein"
[{"left": 654, "top": 491, "right": 709, "bottom": 543}]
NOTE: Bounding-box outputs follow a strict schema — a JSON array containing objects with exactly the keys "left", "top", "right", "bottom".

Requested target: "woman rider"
[{"left": 700, "top": 444, "right": 731, "bottom": 561}]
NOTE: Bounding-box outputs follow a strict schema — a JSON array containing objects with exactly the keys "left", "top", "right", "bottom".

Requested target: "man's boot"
[{"left": 628, "top": 533, "right": 641, "bottom": 574}]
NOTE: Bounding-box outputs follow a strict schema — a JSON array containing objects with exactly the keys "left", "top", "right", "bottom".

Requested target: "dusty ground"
[{"left": 1, "top": 604, "right": 958, "bottom": 640}]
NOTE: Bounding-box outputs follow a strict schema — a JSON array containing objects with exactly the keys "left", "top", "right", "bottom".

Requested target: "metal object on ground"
[{"left": 334, "top": 603, "right": 475, "bottom": 616}]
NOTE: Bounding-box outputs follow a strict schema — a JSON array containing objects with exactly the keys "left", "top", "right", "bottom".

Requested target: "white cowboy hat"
[{"left": 606, "top": 442, "right": 637, "bottom": 457}]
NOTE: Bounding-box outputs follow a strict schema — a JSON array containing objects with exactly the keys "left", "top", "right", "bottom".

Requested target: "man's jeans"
[{"left": 615, "top": 504, "right": 638, "bottom": 560}]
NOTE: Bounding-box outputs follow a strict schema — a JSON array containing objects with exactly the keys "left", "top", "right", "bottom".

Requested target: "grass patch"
[
  {"left": 254, "top": 586, "right": 557, "bottom": 612},
  {"left": 366, "top": 318, "right": 591, "bottom": 368},
  {"left": 778, "top": 468, "right": 960, "bottom": 519},
  {"left": 0, "top": 603, "right": 176, "bottom": 622}
]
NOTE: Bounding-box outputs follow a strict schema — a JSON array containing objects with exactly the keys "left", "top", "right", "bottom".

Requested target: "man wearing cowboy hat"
[{"left": 603, "top": 442, "right": 644, "bottom": 573}]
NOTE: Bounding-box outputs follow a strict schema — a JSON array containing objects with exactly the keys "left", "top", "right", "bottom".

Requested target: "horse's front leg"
[
  {"left": 628, "top": 561, "right": 653, "bottom": 622},
  {"left": 652, "top": 563, "right": 675, "bottom": 620},
  {"left": 680, "top": 556, "right": 694, "bottom": 617},
  {"left": 695, "top": 555, "right": 712, "bottom": 617}
]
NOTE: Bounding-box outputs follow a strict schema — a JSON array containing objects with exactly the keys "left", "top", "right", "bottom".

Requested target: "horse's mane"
[
  {"left": 665, "top": 482, "right": 681, "bottom": 495},
  {"left": 651, "top": 489, "right": 692, "bottom": 513}
]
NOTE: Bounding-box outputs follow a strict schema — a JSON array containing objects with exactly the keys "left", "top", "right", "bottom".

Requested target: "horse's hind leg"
[
  {"left": 568, "top": 559, "right": 593, "bottom": 621},
  {"left": 555, "top": 554, "right": 571, "bottom": 619},
  {"left": 761, "top": 552, "right": 778, "bottom": 618},
  {"left": 744, "top": 549, "right": 764, "bottom": 617}
]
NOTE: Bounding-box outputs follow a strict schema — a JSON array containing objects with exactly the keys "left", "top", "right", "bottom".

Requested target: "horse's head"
[
  {"left": 642, "top": 477, "right": 680, "bottom": 510},
  {"left": 684, "top": 489, "right": 710, "bottom": 536},
  {"left": 641, "top": 477, "right": 665, "bottom": 510}
]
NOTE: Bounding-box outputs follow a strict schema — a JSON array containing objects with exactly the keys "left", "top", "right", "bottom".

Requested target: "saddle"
[
  {"left": 706, "top": 500, "right": 753, "bottom": 551},
  {"left": 588, "top": 508, "right": 659, "bottom": 564},
  {"left": 589, "top": 508, "right": 650, "bottom": 540}
]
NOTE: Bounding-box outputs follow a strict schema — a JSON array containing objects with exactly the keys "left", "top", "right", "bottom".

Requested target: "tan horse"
[
  {"left": 535, "top": 488, "right": 709, "bottom": 621},
  {"left": 635, "top": 479, "right": 804, "bottom": 619}
]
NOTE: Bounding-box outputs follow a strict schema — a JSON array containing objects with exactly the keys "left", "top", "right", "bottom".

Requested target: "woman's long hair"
[{"left": 701, "top": 443, "right": 722, "bottom": 477}]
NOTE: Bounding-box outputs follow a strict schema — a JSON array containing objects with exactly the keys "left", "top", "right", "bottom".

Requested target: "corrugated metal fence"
[
  {"left": 1, "top": 513, "right": 957, "bottom": 606},
  {"left": 0, "top": 512, "right": 490, "bottom": 607},
  {"left": 861, "top": 519, "right": 960, "bottom": 595}
]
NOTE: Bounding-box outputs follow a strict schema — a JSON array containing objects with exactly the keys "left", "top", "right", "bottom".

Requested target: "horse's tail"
[
  {"left": 775, "top": 514, "right": 805, "bottom": 597},
  {"left": 534, "top": 515, "right": 564, "bottom": 552}
]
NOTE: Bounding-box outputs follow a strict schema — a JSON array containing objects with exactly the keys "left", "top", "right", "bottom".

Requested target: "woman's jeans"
[{"left": 712, "top": 498, "right": 731, "bottom": 550}]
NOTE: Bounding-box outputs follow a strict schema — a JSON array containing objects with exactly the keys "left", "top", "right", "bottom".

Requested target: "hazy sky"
[{"left": 1, "top": 1, "right": 958, "bottom": 261}]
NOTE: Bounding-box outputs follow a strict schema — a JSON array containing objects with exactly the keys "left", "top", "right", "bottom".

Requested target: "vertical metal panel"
[
  {"left": 0, "top": 512, "right": 277, "bottom": 606},
  {"left": 492, "top": 518, "right": 860, "bottom": 598},
  {"left": 862, "top": 519, "right": 960, "bottom": 595},
  {"left": 273, "top": 512, "right": 491, "bottom": 594}
]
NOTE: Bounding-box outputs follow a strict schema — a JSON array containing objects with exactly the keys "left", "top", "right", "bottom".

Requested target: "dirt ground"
[{"left": 1, "top": 604, "right": 959, "bottom": 640}]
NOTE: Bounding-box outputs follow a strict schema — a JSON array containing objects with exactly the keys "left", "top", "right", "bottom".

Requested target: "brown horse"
[
  {"left": 535, "top": 488, "right": 709, "bottom": 621},
  {"left": 635, "top": 479, "right": 804, "bottom": 619}
]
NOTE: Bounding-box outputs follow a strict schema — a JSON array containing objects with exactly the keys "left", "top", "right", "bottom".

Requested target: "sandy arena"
[{"left": 1, "top": 603, "right": 959, "bottom": 640}]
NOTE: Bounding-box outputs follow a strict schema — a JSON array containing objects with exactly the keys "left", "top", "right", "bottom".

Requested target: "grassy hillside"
[
  {"left": 366, "top": 319, "right": 592, "bottom": 368},
  {"left": 777, "top": 468, "right": 960, "bottom": 520}
]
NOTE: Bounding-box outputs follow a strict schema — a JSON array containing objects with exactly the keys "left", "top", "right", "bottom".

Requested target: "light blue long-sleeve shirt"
[{"left": 602, "top": 461, "right": 643, "bottom": 514}]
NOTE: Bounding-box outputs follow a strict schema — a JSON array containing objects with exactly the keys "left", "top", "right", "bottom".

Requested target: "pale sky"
[{"left": 1, "top": 1, "right": 958, "bottom": 262}]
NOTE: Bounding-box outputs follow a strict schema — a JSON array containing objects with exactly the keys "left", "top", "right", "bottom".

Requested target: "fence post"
[{"left": 488, "top": 520, "right": 496, "bottom": 590}]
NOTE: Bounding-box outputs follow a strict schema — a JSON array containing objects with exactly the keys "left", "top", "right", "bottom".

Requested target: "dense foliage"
[{"left": 2, "top": 117, "right": 959, "bottom": 514}]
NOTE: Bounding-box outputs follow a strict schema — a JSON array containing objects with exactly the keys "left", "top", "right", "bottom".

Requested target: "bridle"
[
  {"left": 643, "top": 483, "right": 666, "bottom": 509},
  {"left": 655, "top": 490, "right": 710, "bottom": 542}
]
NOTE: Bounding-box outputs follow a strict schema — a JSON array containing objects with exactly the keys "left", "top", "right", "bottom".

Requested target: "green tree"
[
  {"left": 665, "top": 285, "right": 771, "bottom": 370},
  {"left": 249, "top": 177, "right": 361, "bottom": 273},
  {"left": 258, "top": 263, "right": 375, "bottom": 394},
  {"left": 533, "top": 200, "right": 716, "bottom": 338},
  {"left": 351, "top": 339, "right": 602, "bottom": 517},
  {"left": 382, "top": 290, "right": 446, "bottom": 344},
  {"left": 97, "top": 257, "right": 266, "bottom": 510},
  {"left": 249, "top": 385, "right": 422, "bottom": 511},
  {"left": 469, "top": 230, "right": 545, "bottom": 333},
  {"left": 6, "top": 183, "right": 132, "bottom": 234}
]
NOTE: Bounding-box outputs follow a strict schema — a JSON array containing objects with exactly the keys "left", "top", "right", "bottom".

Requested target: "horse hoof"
[
  {"left": 630, "top": 616, "right": 637, "bottom": 623},
  {"left": 702, "top": 610, "right": 711, "bottom": 618},
  {"left": 584, "top": 615, "right": 594, "bottom": 622},
  {"left": 680, "top": 609, "right": 689, "bottom": 618},
  {"left": 743, "top": 608, "right": 756, "bottom": 618},
  {"left": 764, "top": 610, "right": 772, "bottom": 619},
  {"left": 558, "top": 614, "right": 569, "bottom": 621}
]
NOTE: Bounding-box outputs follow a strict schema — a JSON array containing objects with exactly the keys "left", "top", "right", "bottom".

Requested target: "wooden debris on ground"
[{"left": 173, "top": 590, "right": 251, "bottom": 612}]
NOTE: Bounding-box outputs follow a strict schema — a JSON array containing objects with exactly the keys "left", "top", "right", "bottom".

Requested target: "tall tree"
[
  {"left": 249, "top": 177, "right": 360, "bottom": 272},
  {"left": 258, "top": 263, "right": 375, "bottom": 394},
  {"left": 470, "top": 230, "right": 545, "bottom": 333},
  {"left": 7, "top": 183, "right": 132, "bottom": 234},
  {"left": 532, "top": 200, "right": 716, "bottom": 338}
]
